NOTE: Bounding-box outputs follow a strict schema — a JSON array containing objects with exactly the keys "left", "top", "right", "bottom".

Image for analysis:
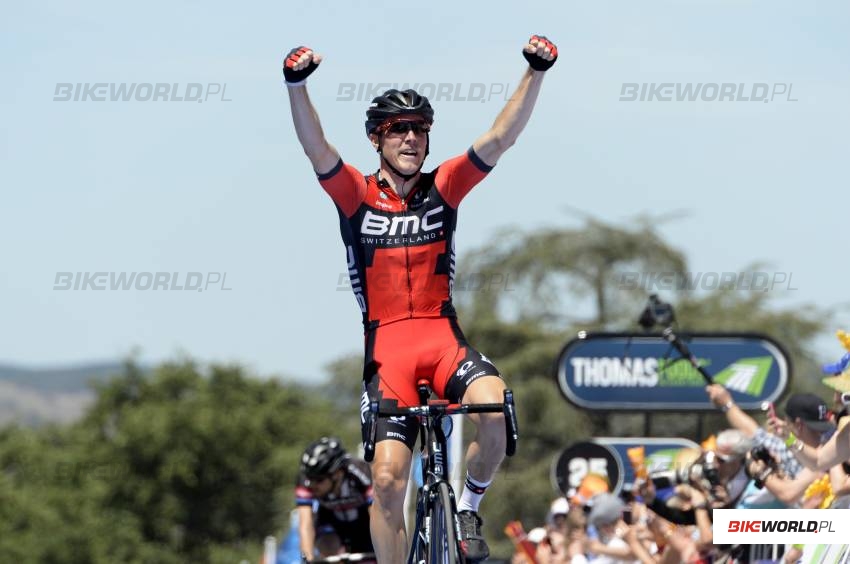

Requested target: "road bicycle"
[{"left": 363, "top": 379, "right": 518, "bottom": 564}]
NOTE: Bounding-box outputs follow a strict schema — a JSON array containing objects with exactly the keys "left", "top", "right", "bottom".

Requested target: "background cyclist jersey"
[
  {"left": 294, "top": 458, "right": 373, "bottom": 521},
  {"left": 318, "top": 148, "right": 493, "bottom": 331}
]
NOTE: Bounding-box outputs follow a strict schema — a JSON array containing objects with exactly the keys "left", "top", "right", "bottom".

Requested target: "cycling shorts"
[{"left": 360, "top": 317, "right": 502, "bottom": 449}]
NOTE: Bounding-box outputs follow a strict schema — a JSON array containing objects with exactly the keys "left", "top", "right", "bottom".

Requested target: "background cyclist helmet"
[
  {"left": 300, "top": 437, "right": 348, "bottom": 479},
  {"left": 364, "top": 88, "right": 434, "bottom": 136}
]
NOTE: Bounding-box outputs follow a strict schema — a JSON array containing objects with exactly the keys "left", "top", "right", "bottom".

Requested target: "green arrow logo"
[{"left": 713, "top": 356, "right": 773, "bottom": 396}]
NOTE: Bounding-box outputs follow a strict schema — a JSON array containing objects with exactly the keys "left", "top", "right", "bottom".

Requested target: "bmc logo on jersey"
[{"left": 361, "top": 206, "right": 444, "bottom": 236}]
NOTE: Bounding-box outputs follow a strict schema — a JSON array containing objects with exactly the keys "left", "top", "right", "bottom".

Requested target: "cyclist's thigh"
[
  {"left": 361, "top": 322, "right": 419, "bottom": 450},
  {"left": 370, "top": 438, "right": 413, "bottom": 488},
  {"left": 434, "top": 318, "right": 503, "bottom": 404}
]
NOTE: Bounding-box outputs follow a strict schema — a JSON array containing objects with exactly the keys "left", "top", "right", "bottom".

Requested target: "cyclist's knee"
[
  {"left": 463, "top": 375, "right": 508, "bottom": 431},
  {"left": 370, "top": 443, "right": 410, "bottom": 508},
  {"left": 372, "top": 464, "right": 407, "bottom": 500}
]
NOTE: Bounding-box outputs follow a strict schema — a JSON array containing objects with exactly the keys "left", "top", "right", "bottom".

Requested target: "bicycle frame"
[{"left": 363, "top": 380, "right": 518, "bottom": 564}]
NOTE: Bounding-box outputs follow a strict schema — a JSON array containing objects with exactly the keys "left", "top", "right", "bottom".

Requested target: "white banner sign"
[{"left": 713, "top": 509, "right": 850, "bottom": 545}]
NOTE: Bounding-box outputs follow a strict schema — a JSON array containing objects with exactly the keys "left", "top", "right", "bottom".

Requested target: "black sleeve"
[{"left": 646, "top": 498, "right": 697, "bottom": 526}]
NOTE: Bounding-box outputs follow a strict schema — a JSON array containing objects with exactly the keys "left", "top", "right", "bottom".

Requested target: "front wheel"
[{"left": 428, "top": 482, "right": 460, "bottom": 564}]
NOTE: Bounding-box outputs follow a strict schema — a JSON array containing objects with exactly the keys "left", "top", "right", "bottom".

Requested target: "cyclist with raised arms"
[
  {"left": 283, "top": 36, "right": 558, "bottom": 564},
  {"left": 295, "top": 437, "right": 374, "bottom": 561}
]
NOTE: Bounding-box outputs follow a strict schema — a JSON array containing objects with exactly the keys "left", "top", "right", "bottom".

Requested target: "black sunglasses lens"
[{"left": 388, "top": 122, "right": 427, "bottom": 135}]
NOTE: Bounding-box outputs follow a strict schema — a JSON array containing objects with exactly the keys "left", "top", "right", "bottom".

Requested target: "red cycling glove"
[
  {"left": 283, "top": 46, "right": 319, "bottom": 83},
  {"left": 523, "top": 35, "right": 558, "bottom": 72}
]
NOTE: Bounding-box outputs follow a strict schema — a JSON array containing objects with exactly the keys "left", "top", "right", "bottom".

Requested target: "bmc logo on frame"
[{"left": 713, "top": 509, "right": 848, "bottom": 544}]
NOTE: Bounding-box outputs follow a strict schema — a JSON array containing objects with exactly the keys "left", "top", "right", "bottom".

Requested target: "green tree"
[{"left": 0, "top": 359, "right": 347, "bottom": 563}]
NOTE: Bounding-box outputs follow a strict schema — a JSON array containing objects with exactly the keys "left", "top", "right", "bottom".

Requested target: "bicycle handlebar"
[
  {"left": 308, "top": 553, "right": 376, "bottom": 563},
  {"left": 363, "top": 389, "right": 518, "bottom": 462}
]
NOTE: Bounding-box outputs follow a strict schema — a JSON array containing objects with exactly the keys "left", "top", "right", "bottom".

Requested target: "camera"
[
  {"left": 638, "top": 294, "right": 676, "bottom": 330},
  {"left": 748, "top": 445, "right": 775, "bottom": 467},
  {"left": 650, "top": 451, "right": 722, "bottom": 493},
  {"left": 745, "top": 445, "right": 779, "bottom": 488}
]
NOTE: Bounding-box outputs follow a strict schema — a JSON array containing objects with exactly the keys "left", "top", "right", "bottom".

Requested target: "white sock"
[{"left": 457, "top": 473, "right": 491, "bottom": 513}]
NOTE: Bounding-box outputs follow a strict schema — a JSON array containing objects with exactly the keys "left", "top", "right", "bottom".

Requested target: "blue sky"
[{"left": 3, "top": 0, "right": 848, "bottom": 383}]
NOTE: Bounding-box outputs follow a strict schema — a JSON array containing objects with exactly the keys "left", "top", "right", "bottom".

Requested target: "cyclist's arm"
[
  {"left": 287, "top": 85, "right": 341, "bottom": 175},
  {"left": 297, "top": 504, "right": 317, "bottom": 561},
  {"left": 472, "top": 68, "right": 546, "bottom": 168}
]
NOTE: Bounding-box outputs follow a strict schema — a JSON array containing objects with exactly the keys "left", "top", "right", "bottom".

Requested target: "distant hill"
[
  {"left": 0, "top": 361, "right": 133, "bottom": 426},
  {"left": 0, "top": 362, "right": 128, "bottom": 393}
]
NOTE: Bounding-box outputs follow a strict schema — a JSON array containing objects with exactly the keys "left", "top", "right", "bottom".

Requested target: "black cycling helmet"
[
  {"left": 365, "top": 88, "right": 434, "bottom": 135},
  {"left": 300, "top": 437, "right": 347, "bottom": 478}
]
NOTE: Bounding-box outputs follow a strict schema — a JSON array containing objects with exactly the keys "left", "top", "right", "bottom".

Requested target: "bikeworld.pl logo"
[
  {"left": 53, "top": 272, "right": 232, "bottom": 291},
  {"left": 713, "top": 509, "right": 849, "bottom": 544},
  {"left": 619, "top": 82, "right": 797, "bottom": 103},
  {"left": 727, "top": 520, "right": 835, "bottom": 534},
  {"left": 618, "top": 271, "right": 798, "bottom": 293},
  {"left": 53, "top": 83, "right": 232, "bottom": 103},
  {"left": 337, "top": 82, "right": 512, "bottom": 103}
]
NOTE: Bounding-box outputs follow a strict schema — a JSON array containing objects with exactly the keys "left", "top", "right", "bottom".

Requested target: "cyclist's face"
[
  {"left": 371, "top": 116, "right": 428, "bottom": 174},
  {"left": 307, "top": 474, "right": 334, "bottom": 496}
]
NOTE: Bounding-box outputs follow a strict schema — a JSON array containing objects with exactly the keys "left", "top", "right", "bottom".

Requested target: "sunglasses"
[{"left": 381, "top": 120, "right": 430, "bottom": 136}]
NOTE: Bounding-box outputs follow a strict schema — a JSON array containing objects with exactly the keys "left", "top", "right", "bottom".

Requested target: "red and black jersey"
[{"left": 319, "top": 148, "right": 493, "bottom": 331}]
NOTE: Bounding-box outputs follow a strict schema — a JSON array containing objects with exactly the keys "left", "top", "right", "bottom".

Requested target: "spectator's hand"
[
  {"left": 706, "top": 384, "right": 732, "bottom": 409},
  {"left": 637, "top": 478, "right": 656, "bottom": 504},
  {"left": 523, "top": 35, "right": 558, "bottom": 71},
  {"left": 802, "top": 491, "right": 826, "bottom": 509},
  {"left": 614, "top": 519, "right": 630, "bottom": 538},
  {"left": 567, "top": 536, "right": 585, "bottom": 559},
  {"left": 569, "top": 527, "right": 586, "bottom": 544},
  {"left": 675, "top": 484, "right": 707, "bottom": 507},
  {"left": 689, "top": 487, "right": 707, "bottom": 506},
  {"left": 709, "top": 483, "right": 730, "bottom": 506},
  {"left": 769, "top": 416, "right": 790, "bottom": 440},
  {"left": 283, "top": 46, "right": 323, "bottom": 84},
  {"left": 746, "top": 457, "right": 768, "bottom": 479},
  {"left": 624, "top": 525, "right": 642, "bottom": 547}
]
